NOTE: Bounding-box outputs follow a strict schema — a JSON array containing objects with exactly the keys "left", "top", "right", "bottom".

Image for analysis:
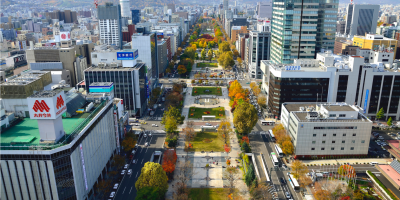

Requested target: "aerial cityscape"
[{"left": 1, "top": 0, "right": 400, "bottom": 199}]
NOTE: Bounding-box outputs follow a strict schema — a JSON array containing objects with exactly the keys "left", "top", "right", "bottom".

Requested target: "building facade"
[
  {"left": 270, "top": 0, "right": 339, "bottom": 64},
  {"left": 248, "top": 31, "right": 271, "bottom": 79},
  {"left": 256, "top": 2, "right": 272, "bottom": 19},
  {"left": 353, "top": 34, "right": 398, "bottom": 59},
  {"left": 98, "top": 3, "right": 122, "bottom": 49},
  {"left": 345, "top": 4, "right": 380, "bottom": 36}
]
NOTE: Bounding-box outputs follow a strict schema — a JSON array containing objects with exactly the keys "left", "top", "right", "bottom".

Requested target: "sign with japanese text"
[{"left": 27, "top": 91, "right": 67, "bottom": 119}]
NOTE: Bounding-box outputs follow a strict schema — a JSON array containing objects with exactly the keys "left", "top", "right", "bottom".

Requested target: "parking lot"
[{"left": 368, "top": 130, "right": 400, "bottom": 158}]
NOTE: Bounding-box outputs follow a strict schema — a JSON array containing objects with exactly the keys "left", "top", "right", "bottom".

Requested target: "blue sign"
[
  {"left": 285, "top": 66, "right": 301, "bottom": 71},
  {"left": 363, "top": 89, "right": 369, "bottom": 114},
  {"left": 117, "top": 52, "right": 134, "bottom": 60},
  {"left": 157, "top": 32, "right": 163, "bottom": 36},
  {"left": 133, "top": 50, "right": 139, "bottom": 59}
]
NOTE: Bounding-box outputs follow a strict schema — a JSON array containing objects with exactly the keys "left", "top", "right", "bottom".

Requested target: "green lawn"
[
  {"left": 192, "top": 87, "right": 222, "bottom": 96},
  {"left": 189, "top": 132, "right": 228, "bottom": 152},
  {"left": 189, "top": 188, "right": 236, "bottom": 200},
  {"left": 197, "top": 62, "right": 218, "bottom": 68},
  {"left": 188, "top": 107, "right": 225, "bottom": 119}
]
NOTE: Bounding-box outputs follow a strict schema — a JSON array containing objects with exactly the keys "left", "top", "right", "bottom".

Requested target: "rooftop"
[
  {"left": 378, "top": 164, "right": 400, "bottom": 188},
  {"left": 323, "top": 104, "right": 356, "bottom": 112},
  {"left": 86, "top": 63, "right": 145, "bottom": 71}
]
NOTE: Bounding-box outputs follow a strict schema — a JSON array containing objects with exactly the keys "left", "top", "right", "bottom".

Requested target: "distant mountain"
[
  {"left": 339, "top": 0, "right": 399, "bottom": 4},
  {"left": 41, "top": 0, "right": 179, "bottom": 9}
]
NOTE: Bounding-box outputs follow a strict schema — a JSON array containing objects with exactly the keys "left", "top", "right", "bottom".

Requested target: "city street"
[{"left": 114, "top": 133, "right": 166, "bottom": 200}]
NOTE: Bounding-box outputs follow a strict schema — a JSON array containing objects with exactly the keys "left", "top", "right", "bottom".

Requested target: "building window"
[
  {"left": 321, "top": 148, "right": 325, "bottom": 150},
  {"left": 343, "top": 134, "right": 346, "bottom": 136},
  {"left": 322, "top": 141, "right": 326, "bottom": 144},
  {"left": 350, "top": 147, "right": 354, "bottom": 150},
  {"left": 312, "top": 141, "right": 316, "bottom": 144},
  {"left": 342, "top": 140, "right": 345, "bottom": 143},
  {"left": 339, "top": 114, "right": 346, "bottom": 117},
  {"left": 331, "top": 147, "right": 335, "bottom": 150},
  {"left": 311, "top": 148, "right": 315, "bottom": 150},
  {"left": 323, "top": 134, "right": 326, "bottom": 137},
  {"left": 333, "top": 134, "right": 336, "bottom": 136},
  {"left": 361, "top": 140, "right": 365, "bottom": 143},
  {"left": 353, "top": 133, "right": 356, "bottom": 136},
  {"left": 341, "top": 147, "right": 344, "bottom": 150},
  {"left": 313, "top": 134, "right": 316, "bottom": 137},
  {"left": 332, "top": 141, "right": 335, "bottom": 143},
  {"left": 329, "top": 114, "right": 336, "bottom": 117},
  {"left": 352, "top": 140, "right": 355, "bottom": 143}
]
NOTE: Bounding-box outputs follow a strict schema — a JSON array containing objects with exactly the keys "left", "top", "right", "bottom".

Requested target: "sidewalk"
[{"left": 299, "top": 158, "right": 392, "bottom": 166}]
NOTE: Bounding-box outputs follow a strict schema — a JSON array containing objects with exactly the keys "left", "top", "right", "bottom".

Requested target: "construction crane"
[{"left": 94, "top": 0, "right": 98, "bottom": 8}]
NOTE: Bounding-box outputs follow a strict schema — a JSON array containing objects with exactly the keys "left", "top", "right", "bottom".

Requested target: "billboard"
[
  {"left": 13, "top": 55, "right": 25, "bottom": 64},
  {"left": 60, "top": 32, "right": 71, "bottom": 41},
  {"left": 79, "top": 144, "right": 88, "bottom": 191},
  {"left": 285, "top": 66, "right": 301, "bottom": 71},
  {"left": 27, "top": 91, "right": 67, "bottom": 119},
  {"left": 117, "top": 50, "right": 139, "bottom": 60},
  {"left": 363, "top": 89, "right": 369, "bottom": 114}
]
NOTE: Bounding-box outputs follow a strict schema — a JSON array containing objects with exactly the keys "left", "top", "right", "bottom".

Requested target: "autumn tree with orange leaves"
[{"left": 162, "top": 149, "right": 177, "bottom": 179}]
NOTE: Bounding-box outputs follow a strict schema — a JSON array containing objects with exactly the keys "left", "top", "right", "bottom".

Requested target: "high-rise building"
[
  {"left": 270, "top": 0, "right": 339, "bottom": 64},
  {"left": 131, "top": 9, "right": 141, "bottom": 25},
  {"left": 167, "top": 3, "right": 176, "bottom": 13},
  {"left": 119, "top": 0, "right": 130, "bottom": 18},
  {"left": 248, "top": 30, "right": 271, "bottom": 79},
  {"left": 353, "top": 34, "right": 398, "bottom": 58},
  {"left": 98, "top": 3, "right": 122, "bottom": 49},
  {"left": 336, "top": 21, "right": 346, "bottom": 34},
  {"left": 223, "top": 0, "right": 229, "bottom": 11},
  {"left": 256, "top": 2, "right": 272, "bottom": 19},
  {"left": 345, "top": 4, "right": 379, "bottom": 36}
]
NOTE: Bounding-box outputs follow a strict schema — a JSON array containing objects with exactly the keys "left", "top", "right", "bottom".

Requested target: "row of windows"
[
  {"left": 311, "top": 147, "right": 355, "bottom": 151},
  {"left": 314, "top": 126, "right": 357, "bottom": 129},
  {"left": 312, "top": 133, "right": 357, "bottom": 137},
  {"left": 312, "top": 140, "right": 365, "bottom": 143},
  {"left": 329, "top": 114, "right": 346, "bottom": 117}
]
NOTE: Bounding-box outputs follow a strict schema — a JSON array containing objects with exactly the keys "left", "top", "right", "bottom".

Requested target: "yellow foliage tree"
[
  {"left": 291, "top": 160, "right": 308, "bottom": 179},
  {"left": 282, "top": 140, "right": 294, "bottom": 155}
]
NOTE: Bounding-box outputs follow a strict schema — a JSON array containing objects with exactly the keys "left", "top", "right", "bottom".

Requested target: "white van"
[{"left": 370, "top": 162, "right": 378, "bottom": 166}]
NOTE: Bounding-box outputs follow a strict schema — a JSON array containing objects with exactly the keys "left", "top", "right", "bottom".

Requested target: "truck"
[{"left": 150, "top": 151, "right": 162, "bottom": 164}]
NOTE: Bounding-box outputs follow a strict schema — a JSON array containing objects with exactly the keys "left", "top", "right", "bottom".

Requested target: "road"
[{"left": 114, "top": 133, "right": 166, "bottom": 200}]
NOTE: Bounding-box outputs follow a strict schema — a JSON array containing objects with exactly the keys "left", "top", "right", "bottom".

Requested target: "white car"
[
  {"left": 124, "top": 164, "right": 129, "bottom": 169},
  {"left": 132, "top": 159, "right": 137, "bottom": 164},
  {"left": 113, "top": 183, "right": 119, "bottom": 189},
  {"left": 285, "top": 192, "right": 291, "bottom": 199},
  {"left": 110, "top": 191, "right": 116, "bottom": 198},
  {"left": 152, "top": 124, "right": 158, "bottom": 127},
  {"left": 121, "top": 170, "right": 126, "bottom": 175},
  {"left": 144, "top": 133, "right": 147, "bottom": 138},
  {"left": 132, "top": 150, "right": 136, "bottom": 154},
  {"left": 145, "top": 142, "right": 149, "bottom": 147},
  {"left": 127, "top": 169, "right": 132, "bottom": 175},
  {"left": 148, "top": 132, "right": 152, "bottom": 137}
]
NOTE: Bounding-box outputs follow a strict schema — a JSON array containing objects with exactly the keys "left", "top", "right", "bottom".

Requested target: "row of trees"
[{"left": 272, "top": 124, "right": 294, "bottom": 155}]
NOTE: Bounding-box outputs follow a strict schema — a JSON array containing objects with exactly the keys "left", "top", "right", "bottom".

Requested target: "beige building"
[{"left": 231, "top": 26, "right": 248, "bottom": 43}]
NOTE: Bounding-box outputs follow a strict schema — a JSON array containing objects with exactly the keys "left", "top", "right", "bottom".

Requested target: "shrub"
[
  {"left": 367, "top": 170, "right": 397, "bottom": 200},
  {"left": 206, "top": 164, "right": 209, "bottom": 168}
]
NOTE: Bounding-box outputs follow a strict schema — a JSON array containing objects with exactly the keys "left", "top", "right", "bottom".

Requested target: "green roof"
[{"left": 1, "top": 116, "right": 87, "bottom": 146}]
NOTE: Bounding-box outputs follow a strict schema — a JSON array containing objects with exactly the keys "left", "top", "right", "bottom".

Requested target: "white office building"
[
  {"left": 345, "top": 4, "right": 380, "bottom": 36},
  {"left": 119, "top": 0, "right": 130, "bottom": 18},
  {"left": 98, "top": 3, "right": 122, "bottom": 48},
  {"left": 281, "top": 102, "right": 372, "bottom": 158}
]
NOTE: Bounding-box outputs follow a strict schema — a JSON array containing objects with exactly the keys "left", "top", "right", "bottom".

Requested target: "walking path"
[{"left": 166, "top": 79, "right": 250, "bottom": 199}]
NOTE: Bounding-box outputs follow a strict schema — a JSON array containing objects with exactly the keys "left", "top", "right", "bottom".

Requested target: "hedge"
[{"left": 367, "top": 170, "right": 397, "bottom": 200}]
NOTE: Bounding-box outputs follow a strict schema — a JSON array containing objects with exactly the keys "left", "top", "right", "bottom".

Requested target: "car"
[
  {"left": 110, "top": 191, "right": 116, "bottom": 198},
  {"left": 134, "top": 144, "right": 138, "bottom": 149},
  {"left": 132, "top": 159, "right": 137, "bottom": 164},
  {"left": 279, "top": 177, "right": 286, "bottom": 185},
  {"left": 124, "top": 164, "right": 129, "bottom": 169},
  {"left": 282, "top": 164, "right": 288, "bottom": 169},
  {"left": 113, "top": 183, "right": 119, "bottom": 189},
  {"left": 144, "top": 133, "right": 147, "bottom": 138},
  {"left": 121, "top": 170, "right": 126, "bottom": 175},
  {"left": 127, "top": 169, "right": 132, "bottom": 175},
  {"left": 205, "top": 123, "right": 212, "bottom": 126},
  {"left": 285, "top": 192, "right": 291, "bottom": 199},
  {"left": 145, "top": 142, "right": 149, "bottom": 147},
  {"left": 132, "top": 150, "right": 136, "bottom": 155},
  {"left": 148, "top": 132, "right": 152, "bottom": 137},
  {"left": 152, "top": 124, "right": 158, "bottom": 127}
]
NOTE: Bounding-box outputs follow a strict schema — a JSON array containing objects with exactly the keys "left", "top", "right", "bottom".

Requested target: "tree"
[
  {"left": 217, "top": 119, "right": 233, "bottom": 144},
  {"left": 245, "top": 164, "right": 256, "bottom": 187},
  {"left": 253, "top": 87, "right": 261, "bottom": 96},
  {"left": 177, "top": 65, "right": 187, "bottom": 74},
  {"left": 112, "top": 155, "right": 125, "bottom": 169},
  {"left": 175, "top": 161, "right": 196, "bottom": 199},
  {"left": 161, "top": 106, "right": 184, "bottom": 125},
  {"left": 337, "top": 165, "right": 356, "bottom": 178},
  {"left": 388, "top": 117, "right": 393, "bottom": 126},
  {"left": 165, "top": 116, "right": 178, "bottom": 133},
  {"left": 162, "top": 150, "right": 177, "bottom": 177},
  {"left": 281, "top": 140, "right": 294, "bottom": 155},
  {"left": 241, "top": 142, "right": 251, "bottom": 153},
  {"left": 376, "top": 107, "right": 384, "bottom": 120},
  {"left": 219, "top": 41, "right": 231, "bottom": 52},
  {"left": 135, "top": 162, "right": 168, "bottom": 193},
  {"left": 97, "top": 180, "right": 112, "bottom": 198},
  {"left": 200, "top": 48, "right": 206, "bottom": 61},
  {"left": 207, "top": 49, "right": 213, "bottom": 61},
  {"left": 251, "top": 183, "right": 274, "bottom": 200},
  {"left": 299, "top": 175, "right": 312, "bottom": 190},
  {"left": 250, "top": 82, "right": 257, "bottom": 90},
  {"left": 223, "top": 166, "right": 240, "bottom": 194},
  {"left": 257, "top": 95, "right": 267, "bottom": 108},
  {"left": 233, "top": 49, "right": 239, "bottom": 57},
  {"left": 183, "top": 125, "right": 196, "bottom": 150},
  {"left": 313, "top": 182, "right": 331, "bottom": 200},
  {"left": 291, "top": 160, "right": 308, "bottom": 179},
  {"left": 237, "top": 57, "right": 242, "bottom": 68},
  {"left": 218, "top": 52, "right": 235, "bottom": 69},
  {"left": 135, "top": 186, "right": 164, "bottom": 200},
  {"left": 233, "top": 102, "right": 258, "bottom": 135},
  {"left": 121, "top": 137, "right": 137, "bottom": 152}
]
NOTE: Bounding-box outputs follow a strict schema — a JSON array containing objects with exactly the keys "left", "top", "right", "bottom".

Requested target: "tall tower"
[
  {"left": 345, "top": 4, "right": 380, "bottom": 36},
  {"left": 270, "top": 0, "right": 338, "bottom": 64},
  {"left": 223, "top": 0, "right": 229, "bottom": 11},
  {"left": 97, "top": 3, "right": 122, "bottom": 49},
  {"left": 120, "top": 0, "right": 130, "bottom": 18}
]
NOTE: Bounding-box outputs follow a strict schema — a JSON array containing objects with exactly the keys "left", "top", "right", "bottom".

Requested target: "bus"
[
  {"left": 275, "top": 144, "right": 284, "bottom": 158},
  {"left": 261, "top": 120, "right": 275, "bottom": 126},
  {"left": 268, "top": 130, "right": 276, "bottom": 142},
  {"left": 288, "top": 174, "right": 300, "bottom": 190},
  {"left": 270, "top": 152, "right": 279, "bottom": 167}
]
